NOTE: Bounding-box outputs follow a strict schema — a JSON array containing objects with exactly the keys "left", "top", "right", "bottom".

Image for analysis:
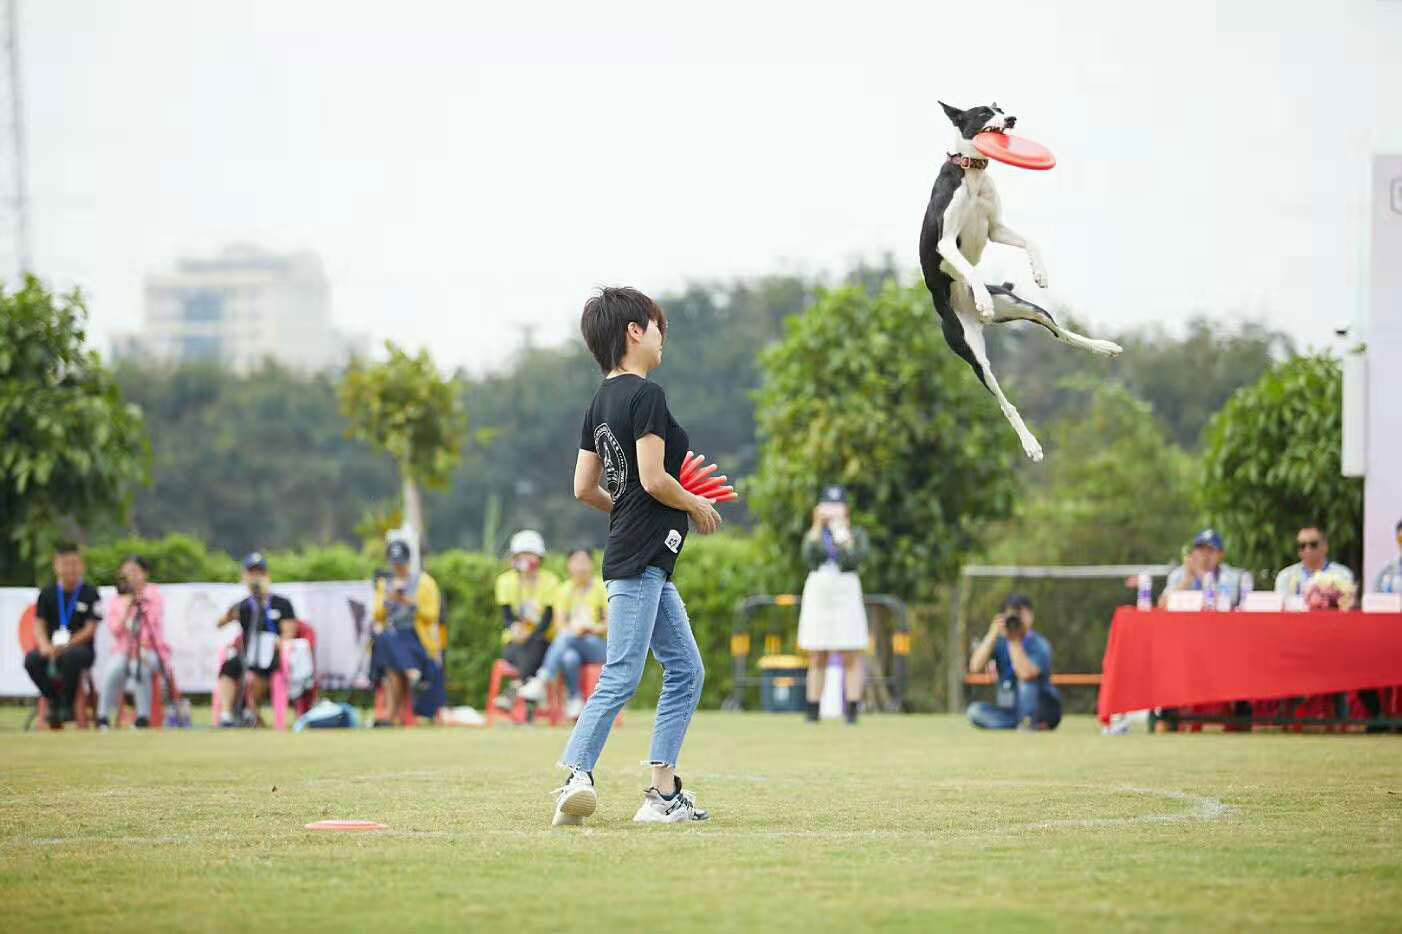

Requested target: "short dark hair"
[
  {"left": 1002, "top": 594, "right": 1033, "bottom": 613},
  {"left": 123, "top": 554, "right": 151, "bottom": 573},
  {"left": 580, "top": 287, "right": 667, "bottom": 374},
  {"left": 567, "top": 547, "right": 593, "bottom": 561},
  {"left": 54, "top": 542, "right": 80, "bottom": 557},
  {"left": 1298, "top": 525, "right": 1327, "bottom": 541}
]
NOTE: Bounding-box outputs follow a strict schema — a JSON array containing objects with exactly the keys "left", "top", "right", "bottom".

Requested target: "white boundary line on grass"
[{"left": 11, "top": 780, "right": 1233, "bottom": 848}]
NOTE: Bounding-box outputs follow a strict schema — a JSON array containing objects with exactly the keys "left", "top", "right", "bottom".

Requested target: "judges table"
[{"left": 1098, "top": 608, "right": 1402, "bottom": 725}]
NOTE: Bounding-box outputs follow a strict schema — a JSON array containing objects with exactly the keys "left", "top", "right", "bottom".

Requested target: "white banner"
[
  {"left": 1365, "top": 155, "right": 1402, "bottom": 589},
  {"left": 0, "top": 581, "right": 375, "bottom": 696}
]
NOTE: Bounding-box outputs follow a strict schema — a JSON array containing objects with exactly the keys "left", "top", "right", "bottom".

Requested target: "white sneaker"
[
  {"left": 565, "top": 696, "right": 584, "bottom": 720},
  {"left": 551, "top": 769, "right": 597, "bottom": 827},
  {"left": 518, "top": 677, "right": 547, "bottom": 703},
  {"left": 633, "top": 778, "right": 709, "bottom": 823}
]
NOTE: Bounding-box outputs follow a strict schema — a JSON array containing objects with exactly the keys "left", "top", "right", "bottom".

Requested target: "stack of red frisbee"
[{"left": 678, "top": 452, "right": 737, "bottom": 503}]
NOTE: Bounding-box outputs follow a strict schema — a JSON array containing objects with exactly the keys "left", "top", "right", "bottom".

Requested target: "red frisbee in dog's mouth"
[{"left": 972, "top": 131, "right": 1055, "bottom": 170}]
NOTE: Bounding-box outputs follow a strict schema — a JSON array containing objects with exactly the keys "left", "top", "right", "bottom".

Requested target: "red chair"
[
  {"left": 373, "top": 681, "right": 420, "bottom": 726},
  {"left": 486, "top": 659, "right": 618, "bottom": 728},
  {"left": 18, "top": 604, "right": 97, "bottom": 730},
  {"left": 116, "top": 667, "right": 167, "bottom": 729}
]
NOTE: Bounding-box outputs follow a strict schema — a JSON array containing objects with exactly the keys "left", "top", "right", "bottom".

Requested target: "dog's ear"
[{"left": 938, "top": 101, "right": 964, "bottom": 126}]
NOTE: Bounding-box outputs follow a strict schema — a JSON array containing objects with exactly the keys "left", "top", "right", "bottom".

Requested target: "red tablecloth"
[{"left": 1097, "top": 608, "right": 1402, "bottom": 723}]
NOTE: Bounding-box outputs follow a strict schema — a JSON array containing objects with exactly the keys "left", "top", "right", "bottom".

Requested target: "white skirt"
[{"left": 797, "top": 564, "right": 869, "bottom": 651}]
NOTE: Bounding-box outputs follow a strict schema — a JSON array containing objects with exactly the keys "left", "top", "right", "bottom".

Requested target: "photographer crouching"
[
  {"left": 97, "top": 555, "right": 174, "bottom": 729},
  {"left": 966, "top": 595, "right": 1062, "bottom": 731}
]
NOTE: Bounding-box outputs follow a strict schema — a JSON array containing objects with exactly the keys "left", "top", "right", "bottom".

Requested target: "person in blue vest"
[
  {"left": 1372, "top": 518, "right": 1402, "bottom": 594},
  {"left": 966, "top": 594, "right": 1062, "bottom": 731},
  {"left": 215, "top": 552, "right": 300, "bottom": 727},
  {"left": 1274, "top": 525, "right": 1355, "bottom": 603},
  {"left": 24, "top": 543, "right": 103, "bottom": 728}
]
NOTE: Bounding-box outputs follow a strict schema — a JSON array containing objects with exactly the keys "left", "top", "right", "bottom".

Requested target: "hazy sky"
[{"left": 21, "top": 0, "right": 1402, "bottom": 371}]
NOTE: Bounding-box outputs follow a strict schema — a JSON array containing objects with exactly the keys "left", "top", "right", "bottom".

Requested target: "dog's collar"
[{"left": 948, "top": 153, "right": 988, "bottom": 170}]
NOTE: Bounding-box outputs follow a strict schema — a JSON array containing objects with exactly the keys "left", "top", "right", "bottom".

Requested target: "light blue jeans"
[
  {"left": 561, "top": 566, "right": 704, "bottom": 770},
  {"left": 538, "top": 633, "right": 607, "bottom": 699},
  {"left": 967, "top": 680, "right": 1042, "bottom": 729}
]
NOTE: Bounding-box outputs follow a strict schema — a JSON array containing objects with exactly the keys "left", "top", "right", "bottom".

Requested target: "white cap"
[{"left": 508, "top": 529, "right": 546, "bottom": 558}]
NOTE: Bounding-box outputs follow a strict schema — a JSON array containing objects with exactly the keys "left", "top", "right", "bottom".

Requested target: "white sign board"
[{"left": 0, "top": 581, "right": 375, "bottom": 697}]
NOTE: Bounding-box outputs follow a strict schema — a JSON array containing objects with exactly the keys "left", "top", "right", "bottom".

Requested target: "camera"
[
  {"left": 1002, "top": 612, "right": 1024, "bottom": 637},
  {"left": 115, "top": 574, "right": 131, "bottom": 596}
]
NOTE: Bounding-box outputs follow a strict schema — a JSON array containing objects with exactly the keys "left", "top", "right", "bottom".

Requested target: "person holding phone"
[
  {"left": 97, "top": 555, "right": 173, "bottom": 729},
  {"left": 215, "top": 553, "right": 299, "bottom": 727},
  {"left": 797, "top": 486, "right": 870, "bottom": 724},
  {"left": 370, "top": 538, "right": 443, "bottom": 726}
]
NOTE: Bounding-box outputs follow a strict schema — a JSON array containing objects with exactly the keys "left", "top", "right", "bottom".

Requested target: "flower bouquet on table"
[{"left": 1305, "top": 569, "right": 1357, "bottom": 611}]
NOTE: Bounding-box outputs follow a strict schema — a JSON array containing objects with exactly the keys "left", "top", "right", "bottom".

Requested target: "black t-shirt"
[
  {"left": 228, "top": 593, "right": 298, "bottom": 643},
  {"left": 580, "top": 375, "right": 691, "bottom": 581},
  {"left": 35, "top": 582, "right": 103, "bottom": 638}
]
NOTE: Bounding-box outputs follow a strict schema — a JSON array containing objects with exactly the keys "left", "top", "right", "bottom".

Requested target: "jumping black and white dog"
[{"left": 919, "top": 101, "right": 1121, "bottom": 462}]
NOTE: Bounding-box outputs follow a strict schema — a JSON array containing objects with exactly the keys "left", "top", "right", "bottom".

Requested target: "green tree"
[
  {"left": 0, "top": 278, "right": 149, "bottom": 584},
  {"left": 1200, "top": 354, "right": 1362, "bottom": 577},
  {"left": 989, "top": 315, "right": 1293, "bottom": 449},
  {"left": 339, "top": 342, "right": 467, "bottom": 546},
  {"left": 749, "top": 282, "right": 1023, "bottom": 602},
  {"left": 988, "top": 377, "right": 1199, "bottom": 566},
  {"left": 116, "top": 361, "right": 396, "bottom": 555}
]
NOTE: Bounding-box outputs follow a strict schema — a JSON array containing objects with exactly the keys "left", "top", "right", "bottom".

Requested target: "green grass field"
[{"left": 2, "top": 710, "right": 1400, "bottom": 932}]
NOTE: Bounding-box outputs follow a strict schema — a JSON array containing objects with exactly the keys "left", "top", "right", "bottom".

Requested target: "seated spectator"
[
  {"left": 493, "top": 530, "right": 560, "bottom": 714},
  {"left": 1274, "top": 525, "right": 1355, "bottom": 607},
  {"left": 370, "top": 538, "right": 443, "bottom": 726},
  {"left": 24, "top": 543, "right": 103, "bottom": 728},
  {"left": 1372, "top": 518, "right": 1402, "bottom": 594},
  {"left": 1158, "top": 528, "right": 1252, "bottom": 610},
  {"left": 215, "top": 553, "right": 300, "bottom": 727},
  {"left": 518, "top": 548, "right": 608, "bottom": 719},
  {"left": 97, "top": 556, "right": 173, "bottom": 729},
  {"left": 966, "top": 595, "right": 1062, "bottom": 731}
]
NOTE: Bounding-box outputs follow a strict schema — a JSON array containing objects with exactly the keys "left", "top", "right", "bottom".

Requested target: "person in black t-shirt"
[
  {"left": 551, "top": 287, "right": 723, "bottom": 828},
  {"left": 214, "top": 552, "right": 300, "bottom": 727},
  {"left": 24, "top": 543, "right": 103, "bottom": 727}
]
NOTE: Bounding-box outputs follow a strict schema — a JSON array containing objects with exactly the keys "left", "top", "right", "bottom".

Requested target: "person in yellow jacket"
[
  {"left": 371, "top": 539, "right": 443, "bottom": 726},
  {"left": 493, "top": 530, "right": 560, "bottom": 715},
  {"left": 519, "top": 548, "right": 608, "bottom": 719}
]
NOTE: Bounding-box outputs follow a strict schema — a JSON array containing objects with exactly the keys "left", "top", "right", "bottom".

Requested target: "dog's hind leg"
[
  {"left": 987, "top": 283, "right": 1122, "bottom": 357},
  {"left": 946, "top": 301, "right": 1044, "bottom": 462}
]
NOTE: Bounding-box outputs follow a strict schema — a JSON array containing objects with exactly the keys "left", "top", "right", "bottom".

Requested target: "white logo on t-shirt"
[
  {"left": 664, "top": 529, "right": 682, "bottom": 553},
  {"left": 594, "top": 423, "right": 628, "bottom": 500}
]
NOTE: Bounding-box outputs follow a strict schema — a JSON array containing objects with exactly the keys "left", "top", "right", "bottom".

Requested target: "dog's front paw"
[
  {"left": 1089, "top": 339, "right": 1123, "bottom": 357},
  {"left": 1023, "top": 437, "right": 1044, "bottom": 462},
  {"left": 973, "top": 286, "right": 995, "bottom": 323}
]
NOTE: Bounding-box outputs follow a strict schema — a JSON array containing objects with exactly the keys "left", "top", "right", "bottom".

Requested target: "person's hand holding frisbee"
[{"left": 678, "top": 452, "right": 738, "bottom": 503}]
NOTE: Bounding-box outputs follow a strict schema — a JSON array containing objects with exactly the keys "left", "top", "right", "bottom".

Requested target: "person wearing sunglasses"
[
  {"left": 1372, "top": 518, "right": 1402, "bottom": 594},
  {"left": 1274, "top": 526, "right": 1355, "bottom": 601}
]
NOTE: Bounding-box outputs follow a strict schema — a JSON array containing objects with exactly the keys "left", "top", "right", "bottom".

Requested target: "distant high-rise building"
[{"left": 115, "top": 244, "right": 366, "bottom": 372}]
